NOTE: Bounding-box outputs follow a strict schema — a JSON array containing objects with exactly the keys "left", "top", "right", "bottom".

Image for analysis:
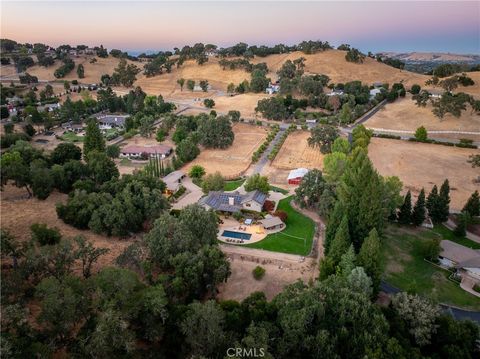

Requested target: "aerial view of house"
[{"left": 1, "top": 1, "right": 479, "bottom": 357}]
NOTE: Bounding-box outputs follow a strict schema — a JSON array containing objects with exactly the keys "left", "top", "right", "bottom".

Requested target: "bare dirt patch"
[
  {"left": 217, "top": 258, "right": 315, "bottom": 301},
  {"left": 184, "top": 123, "right": 268, "bottom": 178},
  {"left": 1, "top": 186, "right": 129, "bottom": 271},
  {"left": 365, "top": 95, "right": 480, "bottom": 135},
  {"left": 369, "top": 137, "right": 480, "bottom": 211}
]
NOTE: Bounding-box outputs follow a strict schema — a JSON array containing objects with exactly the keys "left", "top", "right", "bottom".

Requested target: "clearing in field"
[
  {"left": 184, "top": 123, "right": 268, "bottom": 178},
  {"left": 365, "top": 95, "right": 480, "bottom": 138},
  {"left": 369, "top": 137, "right": 480, "bottom": 211}
]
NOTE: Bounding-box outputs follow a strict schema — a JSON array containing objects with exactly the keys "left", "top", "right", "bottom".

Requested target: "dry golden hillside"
[
  {"left": 365, "top": 94, "right": 480, "bottom": 134},
  {"left": 251, "top": 50, "right": 431, "bottom": 87},
  {"left": 25, "top": 56, "right": 136, "bottom": 83}
]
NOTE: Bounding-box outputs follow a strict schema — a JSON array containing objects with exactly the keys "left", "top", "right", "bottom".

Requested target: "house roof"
[
  {"left": 163, "top": 170, "right": 185, "bottom": 184},
  {"left": 260, "top": 216, "right": 284, "bottom": 228},
  {"left": 95, "top": 114, "right": 128, "bottom": 125},
  {"left": 456, "top": 257, "right": 480, "bottom": 269},
  {"left": 200, "top": 190, "right": 267, "bottom": 213},
  {"left": 121, "top": 145, "right": 172, "bottom": 155},
  {"left": 440, "top": 240, "right": 480, "bottom": 264},
  {"left": 287, "top": 168, "right": 309, "bottom": 180}
]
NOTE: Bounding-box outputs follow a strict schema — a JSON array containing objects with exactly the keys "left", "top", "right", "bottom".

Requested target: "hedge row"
[
  {"left": 408, "top": 137, "right": 478, "bottom": 149},
  {"left": 251, "top": 125, "right": 280, "bottom": 163}
]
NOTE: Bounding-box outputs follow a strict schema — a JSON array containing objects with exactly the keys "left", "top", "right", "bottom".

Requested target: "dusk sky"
[{"left": 1, "top": 1, "right": 479, "bottom": 54}]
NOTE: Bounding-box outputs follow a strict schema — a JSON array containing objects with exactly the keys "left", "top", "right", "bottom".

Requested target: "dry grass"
[
  {"left": 369, "top": 137, "right": 480, "bottom": 210},
  {"left": 252, "top": 50, "right": 430, "bottom": 88},
  {"left": 272, "top": 130, "right": 325, "bottom": 170},
  {"left": 184, "top": 123, "right": 267, "bottom": 178},
  {"left": 1, "top": 186, "right": 130, "bottom": 271},
  {"left": 365, "top": 94, "right": 480, "bottom": 135}
]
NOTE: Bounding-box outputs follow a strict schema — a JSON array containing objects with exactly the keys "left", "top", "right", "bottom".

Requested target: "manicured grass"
[
  {"left": 269, "top": 185, "right": 289, "bottom": 195},
  {"left": 60, "top": 132, "right": 83, "bottom": 143},
  {"left": 244, "top": 196, "right": 314, "bottom": 256},
  {"left": 431, "top": 224, "right": 480, "bottom": 249},
  {"left": 383, "top": 224, "right": 480, "bottom": 310},
  {"left": 224, "top": 179, "right": 245, "bottom": 191}
]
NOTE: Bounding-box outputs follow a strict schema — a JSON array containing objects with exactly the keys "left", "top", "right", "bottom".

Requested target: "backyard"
[
  {"left": 382, "top": 224, "right": 480, "bottom": 310},
  {"left": 59, "top": 131, "right": 84, "bottom": 143},
  {"left": 224, "top": 179, "right": 245, "bottom": 191},
  {"left": 244, "top": 196, "right": 315, "bottom": 256}
]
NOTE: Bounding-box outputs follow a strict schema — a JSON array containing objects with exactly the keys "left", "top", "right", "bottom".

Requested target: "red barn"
[{"left": 287, "top": 168, "right": 309, "bottom": 185}]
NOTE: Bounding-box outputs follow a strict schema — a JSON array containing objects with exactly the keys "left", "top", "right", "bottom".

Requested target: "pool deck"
[{"left": 218, "top": 217, "right": 284, "bottom": 245}]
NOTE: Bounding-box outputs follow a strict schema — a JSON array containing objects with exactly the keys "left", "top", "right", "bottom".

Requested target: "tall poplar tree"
[
  {"left": 337, "top": 147, "right": 385, "bottom": 250},
  {"left": 327, "top": 215, "right": 350, "bottom": 264},
  {"left": 463, "top": 190, "right": 480, "bottom": 217},
  {"left": 83, "top": 119, "right": 105, "bottom": 157},
  {"left": 357, "top": 228, "right": 382, "bottom": 292}
]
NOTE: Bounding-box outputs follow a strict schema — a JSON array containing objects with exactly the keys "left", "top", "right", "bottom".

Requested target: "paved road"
[
  {"left": 250, "top": 128, "right": 285, "bottom": 175},
  {"left": 380, "top": 281, "right": 480, "bottom": 323},
  {"left": 172, "top": 177, "right": 203, "bottom": 210}
]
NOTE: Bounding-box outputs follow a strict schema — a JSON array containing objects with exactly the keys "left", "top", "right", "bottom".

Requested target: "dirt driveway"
[{"left": 172, "top": 177, "right": 203, "bottom": 209}]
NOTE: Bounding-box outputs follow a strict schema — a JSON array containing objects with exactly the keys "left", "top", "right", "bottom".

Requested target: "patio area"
[{"left": 218, "top": 217, "right": 285, "bottom": 245}]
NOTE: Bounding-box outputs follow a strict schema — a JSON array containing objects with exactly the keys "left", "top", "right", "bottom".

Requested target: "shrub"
[
  {"left": 263, "top": 200, "right": 275, "bottom": 212},
  {"left": 252, "top": 266, "right": 266, "bottom": 280},
  {"left": 414, "top": 126, "right": 428, "bottom": 142},
  {"left": 30, "top": 223, "right": 61, "bottom": 246},
  {"left": 421, "top": 238, "right": 441, "bottom": 261},
  {"left": 189, "top": 165, "right": 206, "bottom": 179},
  {"left": 273, "top": 210, "right": 288, "bottom": 222}
]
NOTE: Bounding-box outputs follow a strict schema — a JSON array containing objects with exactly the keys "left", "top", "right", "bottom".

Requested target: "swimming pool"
[{"left": 222, "top": 230, "right": 252, "bottom": 240}]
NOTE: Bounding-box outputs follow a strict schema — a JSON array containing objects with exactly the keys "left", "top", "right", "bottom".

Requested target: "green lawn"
[
  {"left": 244, "top": 196, "right": 315, "bottom": 256},
  {"left": 59, "top": 132, "right": 84, "bottom": 143},
  {"left": 224, "top": 179, "right": 245, "bottom": 191},
  {"left": 383, "top": 224, "right": 480, "bottom": 310},
  {"left": 269, "top": 185, "right": 289, "bottom": 195},
  {"left": 431, "top": 225, "right": 480, "bottom": 249}
]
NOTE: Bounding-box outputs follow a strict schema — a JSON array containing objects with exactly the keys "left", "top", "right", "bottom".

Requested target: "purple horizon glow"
[{"left": 1, "top": 1, "right": 479, "bottom": 54}]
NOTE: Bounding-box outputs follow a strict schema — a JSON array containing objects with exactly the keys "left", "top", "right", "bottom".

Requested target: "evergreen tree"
[
  {"left": 426, "top": 185, "right": 439, "bottom": 222},
  {"left": 83, "top": 119, "right": 105, "bottom": 157},
  {"left": 463, "top": 190, "right": 480, "bottom": 217},
  {"left": 438, "top": 179, "right": 450, "bottom": 222},
  {"left": 454, "top": 212, "right": 471, "bottom": 237},
  {"left": 324, "top": 201, "right": 345, "bottom": 253},
  {"left": 398, "top": 191, "right": 412, "bottom": 225},
  {"left": 338, "top": 244, "right": 356, "bottom": 277},
  {"left": 327, "top": 215, "right": 350, "bottom": 264},
  {"left": 357, "top": 228, "right": 382, "bottom": 292},
  {"left": 338, "top": 148, "right": 385, "bottom": 250},
  {"left": 412, "top": 188, "right": 426, "bottom": 226}
]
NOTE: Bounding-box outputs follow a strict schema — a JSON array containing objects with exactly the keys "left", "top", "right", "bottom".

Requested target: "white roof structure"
[
  {"left": 260, "top": 216, "right": 284, "bottom": 229},
  {"left": 369, "top": 88, "right": 382, "bottom": 97},
  {"left": 287, "top": 168, "right": 309, "bottom": 180}
]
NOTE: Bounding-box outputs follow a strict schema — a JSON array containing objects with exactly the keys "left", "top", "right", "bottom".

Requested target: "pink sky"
[{"left": 1, "top": 1, "right": 479, "bottom": 53}]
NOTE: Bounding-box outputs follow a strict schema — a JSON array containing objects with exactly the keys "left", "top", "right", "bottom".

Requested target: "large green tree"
[{"left": 83, "top": 119, "right": 105, "bottom": 157}]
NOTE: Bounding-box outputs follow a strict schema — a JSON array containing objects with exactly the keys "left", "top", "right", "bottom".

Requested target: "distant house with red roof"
[{"left": 120, "top": 145, "right": 172, "bottom": 160}]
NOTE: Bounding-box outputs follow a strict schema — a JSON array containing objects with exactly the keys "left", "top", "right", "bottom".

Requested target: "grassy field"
[
  {"left": 224, "top": 179, "right": 245, "bottom": 191},
  {"left": 59, "top": 132, "right": 84, "bottom": 142},
  {"left": 383, "top": 224, "right": 480, "bottom": 310},
  {"left": 269, "top": 185, "right": 289, "bottom": 195},
  {"left": 245, "top": 196, "right": 314, "bottom": 256}
]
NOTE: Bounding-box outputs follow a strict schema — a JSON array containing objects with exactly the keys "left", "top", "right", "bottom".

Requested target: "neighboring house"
[
  {"left": 260, "top": 216, "right": 285, "bottom": 231},
  {"left": 119, "top": 145, "right": 172, "bottom": 160},
  {"left": 369, "top": 88, "right": 382, "bottom": 99},
  {"left": 62, "top": 121, "right": 84, "bottom": 133},
  {"left": 95, "top": 114, "right": 128, "bottom": 129},
  {"left": 38, "top": 103, "right": 61, "bottom": 112},
  {"left": 373, "top": 82, "right": 384, "bottom": 88},
  {"left": 287, "top": 168, "right": 309, "bottom": 185},
  {"left": 163, "top": 170, "right": 186, "bottom": 194},
  {"left": 265, "top": 83, "right": 280, "bottom": 95},
  {"left": 205, "top": 50, "right": 217, "bottom": 57},
  {"left": 327, "top": 90, "right": 344, "bottom": 97},
  {"left": 199, "top": 190, "right": 267, "bottom": 213},
  {"left": 439, "top": 240, "right": 480, "bottom": 281}
]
